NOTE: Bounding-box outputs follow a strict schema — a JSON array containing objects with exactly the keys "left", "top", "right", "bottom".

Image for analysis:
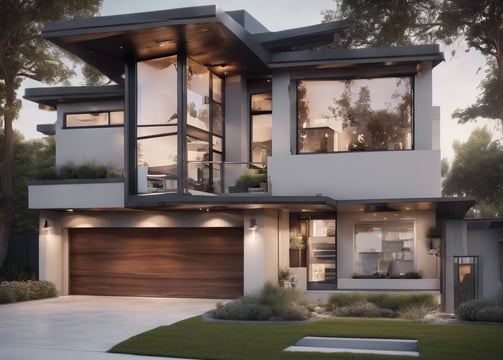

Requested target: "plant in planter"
[
  {"left": 289, "top": 234, "right": 305, "bottom": 267},
  {"left": 235, "top": 169, "right": 267, "bottom": 192},
  {"left": 278, "top": 268, "right": 295, "bottom": 288}
]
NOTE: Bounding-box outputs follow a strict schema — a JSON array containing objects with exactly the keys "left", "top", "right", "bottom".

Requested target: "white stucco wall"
[
  {"left": 56, "top": 101, "right": 124, "bottom": 170},
  {"left": 269, "top": 150, "right": 441, "bottom": 200},
  {"left": 243, "top": 209, "right": 280, "bottom": 295},
  {"left": 467, "top": 228, "right": 503, "bottom": 300}
]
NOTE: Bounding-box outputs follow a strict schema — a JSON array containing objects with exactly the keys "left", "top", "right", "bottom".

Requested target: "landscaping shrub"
[
  {"left": 367, "top": 293, "right": 437, "bottom": 312},
  {"left": 456, "top": 298, "right": 503, "bottom": 322},
  {"left": 329, "top": 292, "right": 438, "bottom": 319},
  {"left": 212, "top": 301, "right": 273, "bottom": 321},
  {"left": 328, "top": 292, "right": 367, "bottom": 308},
  {"left": 0, "top": 281, "right": 57, "bottom": 304},
  {"left": 399, "top": 304, "right": 437, "bottom": 322},
  {"left": 210, "top": 283, "right": 309, "bottom": 321},
  {"left": 0, "top": 263, "right": 36, "bottom": 281}
]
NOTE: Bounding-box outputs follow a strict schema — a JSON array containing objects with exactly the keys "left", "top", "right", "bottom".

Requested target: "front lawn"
[{"left": 110, "top": 316, "right": 503, "bottom": 360}]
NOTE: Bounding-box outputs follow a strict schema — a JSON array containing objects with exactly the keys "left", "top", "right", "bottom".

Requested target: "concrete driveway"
[{"left": 0, "top": 295, "right": 217, "bottom": 360}]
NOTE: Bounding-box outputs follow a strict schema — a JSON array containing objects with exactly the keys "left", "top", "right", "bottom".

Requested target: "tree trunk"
[
  {"left": 498, "top": 36, "right": 503, "bottom": 127},
  {"left": 0, "top": 72, "right": 16, "bottom": 267}
]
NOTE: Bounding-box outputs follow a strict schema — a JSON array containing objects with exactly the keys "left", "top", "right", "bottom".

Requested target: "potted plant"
[
  {"left": 234, "top": 169, "right": 267, "bottom": 192},
  {"left": 278, "top": 268, "right": 294, "bottom": 288}
]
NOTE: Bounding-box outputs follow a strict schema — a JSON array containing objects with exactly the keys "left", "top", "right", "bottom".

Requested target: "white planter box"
[{"left": 29, "top": 179, "right": 125, "bottom": 209}]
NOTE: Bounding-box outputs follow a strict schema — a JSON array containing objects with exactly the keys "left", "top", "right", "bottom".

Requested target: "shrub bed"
[
  {"left": 210, "top": 283, "right": 310, "bottom": 321},
  {"left": 328, "top": 292, "right": 438, "bottom": 319},
  {"left": 38, "top": 162, "right": 121, "bottom": 180},
  {"left": 0, "top": 280, "right": 57, "bottom": 304}
]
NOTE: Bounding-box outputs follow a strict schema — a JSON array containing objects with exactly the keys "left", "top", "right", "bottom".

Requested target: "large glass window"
[
  {"left": 136, "top": 55, "right": 224, "bottom": 195},
  {"left": 137, "top": 55, "right": 178, "bottom": 194},
  {"left": 353, "top": 220, "right": 414, "bottom": 278},
  {"left": 297, "top": 77, "right": 413, "bottom": 153},
  {"left": 251, "top": 92, "right": 272, "bottom": 166}
]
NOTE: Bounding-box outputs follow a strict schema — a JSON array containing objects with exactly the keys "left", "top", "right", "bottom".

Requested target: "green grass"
[{"left": 109, "top": 316, "right": 503, "bottom": 360}]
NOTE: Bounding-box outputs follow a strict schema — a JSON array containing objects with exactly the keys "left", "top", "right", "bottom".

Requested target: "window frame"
[
  {"left": 63, "top": 110, "right": 124, "bottom": 129},
  {"left": 296, "top": 74, "right": 415, "bottom": 154}
]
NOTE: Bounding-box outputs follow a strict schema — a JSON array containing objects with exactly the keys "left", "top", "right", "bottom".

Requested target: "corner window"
[
  {"left": 65, "top": 111, "right": 124, "bottom": 128},
  {"left": 297, "top": 77, "right": 413, "bottom": 153},
  {"left": 353, "top": 220, "right": 414, "bottom": 278}
]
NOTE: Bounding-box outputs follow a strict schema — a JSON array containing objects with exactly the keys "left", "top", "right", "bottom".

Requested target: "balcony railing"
[
  {"left": 187, "top": 161, "right": 268, "bottom": 195},
  {"left": 139, "top": 161, "right": 268, "bottom": 195}
]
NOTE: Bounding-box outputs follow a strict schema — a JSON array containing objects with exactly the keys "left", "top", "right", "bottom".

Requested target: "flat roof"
[
  {"left": 23, "top": 85, "right": 123, "bottom": 108},
  {"left": 40, "top": 5, "right": 442, "bottom": 83}
]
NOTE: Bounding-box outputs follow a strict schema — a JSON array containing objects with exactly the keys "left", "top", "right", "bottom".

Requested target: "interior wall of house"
[{"left": 56, "top": 101, "right": 125, "bottom": 170}]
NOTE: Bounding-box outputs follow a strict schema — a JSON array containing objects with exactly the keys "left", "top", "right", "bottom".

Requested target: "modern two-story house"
[{"left": 25, "top": 5, "right": 500, "bottom": 313}]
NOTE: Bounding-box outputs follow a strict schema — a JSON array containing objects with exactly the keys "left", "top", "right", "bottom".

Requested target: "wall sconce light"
[
  {"left": 43, "top": 219, "right": 49, "bottom": 228},
  {"left": 249, "top": 218, "right": 257, "bottom": 230}
]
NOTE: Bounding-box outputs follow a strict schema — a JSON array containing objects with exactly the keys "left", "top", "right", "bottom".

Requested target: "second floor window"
[
  {"left": 297, "top": 77, "right": 413, "bottom": 153},
  {"left": 65, "top": 111, "right": 124, "bottom": 128}
]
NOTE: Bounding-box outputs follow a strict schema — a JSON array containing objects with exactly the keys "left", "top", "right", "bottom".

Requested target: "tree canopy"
[
  {"left": 0, "top": 0, "right": 103, "bottom": 266},
  {"left": 442, "top": 127, "right": 503, "bottom": 217},
  {"left": 322, "top": 0, "right": 503, "bottom": 125}
]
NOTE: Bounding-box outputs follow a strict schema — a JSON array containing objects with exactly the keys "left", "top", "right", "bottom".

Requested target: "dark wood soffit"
[{"left": 46, "top": 22, "right": 270, "bottom": 83}]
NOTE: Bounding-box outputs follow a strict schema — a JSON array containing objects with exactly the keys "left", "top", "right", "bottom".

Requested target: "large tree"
[
  {"left": 0, "top": 0, "right": 102, "bottom": 267},
  {"left": 322, "top": 0, "right": 503, "bottom": 125},
  {"left": 443, "top": 127, "right": 503, "bottom": 217}
]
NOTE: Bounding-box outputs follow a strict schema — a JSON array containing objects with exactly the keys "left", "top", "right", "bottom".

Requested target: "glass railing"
[{"left": 186, "top": 161, "right": 268, "bottom": 195}]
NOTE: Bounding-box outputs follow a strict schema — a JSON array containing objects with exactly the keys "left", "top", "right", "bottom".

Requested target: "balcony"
[{"left": 137, "top": 161, "right": 269, "bottom": 196}]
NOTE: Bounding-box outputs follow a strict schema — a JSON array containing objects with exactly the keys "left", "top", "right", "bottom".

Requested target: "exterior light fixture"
[
  {"left": 249, "top": 219, "right": 257, "bottom": 230},
  {"left": 43, "top": 220, "right": 49, "bottom": 228}
]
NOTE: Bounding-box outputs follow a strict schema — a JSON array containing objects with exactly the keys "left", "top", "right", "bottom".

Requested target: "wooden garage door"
[{"left": 70, "top": 227, "right": 243, "bottom": 298}]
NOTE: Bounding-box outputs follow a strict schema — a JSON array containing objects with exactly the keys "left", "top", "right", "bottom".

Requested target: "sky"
[{"left": 15, "top": 0, "right": 501, "bottom": 161}]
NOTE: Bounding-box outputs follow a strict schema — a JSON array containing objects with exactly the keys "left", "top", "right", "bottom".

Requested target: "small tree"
[
  {"left": 0, "top": 0, "right": 102, "bottom": 267},
  {"left": 442, "top": 127, "right": 503, "bottom": 217}
]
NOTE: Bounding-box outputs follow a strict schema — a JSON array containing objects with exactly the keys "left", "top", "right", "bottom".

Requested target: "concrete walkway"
[{"left": 0, "top": 295, "right": 217, "bottom": 360}]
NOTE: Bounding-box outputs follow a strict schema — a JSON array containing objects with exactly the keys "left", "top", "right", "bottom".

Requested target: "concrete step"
[{"left": 285, "top": 336, "right": 419, "bottom": 357}]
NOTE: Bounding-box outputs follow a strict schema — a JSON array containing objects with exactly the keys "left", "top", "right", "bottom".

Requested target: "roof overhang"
[
  {"left": 128, "top": 194, "right": 338, "bottom": 212},
  {"left": 337, "top": 197, "right": 475, "bottom": 219},
  {"left": 42, "top": 5, "right": 270, "bottom": 82},
  {"left": 125, "top": 195, "right": 474, "bottom": 219},
  {"left": 23, "top": 85, "right": 124, "bottom": 108},
  {"left": 269, "top": 44, "right": 444, "bottom": 70},
  {"left": 465, "top": 218, "right": 503, "bottom": 230}
]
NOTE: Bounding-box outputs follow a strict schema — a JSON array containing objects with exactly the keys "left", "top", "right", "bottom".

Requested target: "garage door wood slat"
[{"left": 70, "top": 227, "right": 243, "bottom": 299}]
